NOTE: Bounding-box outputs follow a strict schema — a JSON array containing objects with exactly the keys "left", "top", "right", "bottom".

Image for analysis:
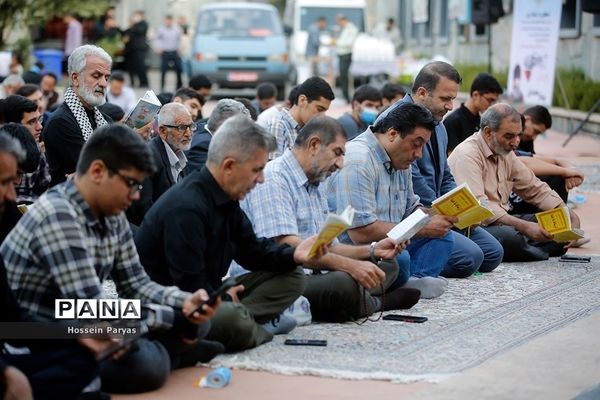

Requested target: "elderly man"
[
  {"left": 328, "top": 102, "right": 453, "bottom": 299},
  {"left": 1, "top": 124, "right": 221, "bottom": 394},
  {"left": 448, "top": 103, "right": 582, "bottom": 261},
  {"left": 135, "top": 115, "right": 327, "bottom": 352},
  {"left": 185, "top": 99, "right": 250, "bottom": 173},
  {"left": 127, "top": 103, "right": 194, "bottom": 226},
  {"left": 380, "top": 61, "right": 503, "bottom": 279},
  {"left": 43, "top": 45, "right": 112, "bottom": 186},
  {"left": 242, "top": 116, "right": 419, "bottom": 322}
]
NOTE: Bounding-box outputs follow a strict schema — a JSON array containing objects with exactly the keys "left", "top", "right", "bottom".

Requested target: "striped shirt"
[{"left": 266, "top": 108, "right": 301, "bottom": 159}]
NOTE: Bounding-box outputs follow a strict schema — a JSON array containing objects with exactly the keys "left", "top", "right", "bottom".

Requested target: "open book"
[
  {"left": 535, "top": 206, "right": 584, "bottom": 242},
  {"left": 124, "top": 90, "right": 162, "bottom": 129},
  {"left": 386, "top": 208, "right": 431, "bottom": 244},
  {"left": 431, "top": 183, "right": 494, "bottom": 230},
  {"left": 308, "top": 205, "right": 355, "bottom": 258}
]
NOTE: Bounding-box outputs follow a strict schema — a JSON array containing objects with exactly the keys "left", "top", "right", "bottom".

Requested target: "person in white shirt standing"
[{"left": 335, "top": 14, "right": 358, "bottom": 103}]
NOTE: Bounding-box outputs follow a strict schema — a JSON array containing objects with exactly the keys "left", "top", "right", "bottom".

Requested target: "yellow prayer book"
[
  {"left": 535, "top": 206, "right": 584, "bottom": 242},
  {"left": 431, "top": 183, "right": 494, "bottom": 230},
  {"left": 17, "top": 204, "right": 30, "bottom": 214},
  {"left": 308, "top": 205, "right": 355, "bottom": 258}
]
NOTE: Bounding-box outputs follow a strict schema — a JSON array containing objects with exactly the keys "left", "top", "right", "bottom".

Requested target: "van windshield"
[
  {"left": 197, "top": 8, "right": 282, "bottom": 37},
  {"left": 300, "top": 7, "right": 365, "bottom": 33}
]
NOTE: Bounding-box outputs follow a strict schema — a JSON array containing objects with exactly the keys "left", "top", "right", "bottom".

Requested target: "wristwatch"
[{"left": 369, "top": 241, "right": 378, "bottom": 264}]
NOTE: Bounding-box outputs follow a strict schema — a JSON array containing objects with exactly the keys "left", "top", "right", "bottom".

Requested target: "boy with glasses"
[{"left": 444, "top": 72, "right": 503, "bottom": 154}]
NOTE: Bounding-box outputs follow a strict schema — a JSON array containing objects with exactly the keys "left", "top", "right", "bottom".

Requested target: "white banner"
[{"left": 507, "top": 0, "right": 562, "bottom": 106}]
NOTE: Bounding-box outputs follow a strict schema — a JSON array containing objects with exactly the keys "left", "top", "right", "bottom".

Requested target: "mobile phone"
[
  {"left": 382, "top": 314, "right": 428, "bottom": 323},
  {"left": 95, "top": 324, "right": 148, "bottom": 362},
  {"left": 559, "top": 254, "right": 591, "bottom": 263},
  {"left": 186, "top": 277, "right": 238, "bottom": 318},
  {"left": 284, "top": 339, "right": 327, "bottom": 346}
]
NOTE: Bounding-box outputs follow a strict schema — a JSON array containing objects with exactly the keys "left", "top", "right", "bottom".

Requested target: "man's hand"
[
  {"left": 418, "top": 214, "right": 456, "bottom": 238},
  {"left": 519, "top": 220, "right": 553, "bottom": 242},
  {"left": 3, "top": 366, "right": 32, "bottom": 400},
  {"left": 294, "top": 235, "right": 329, "bottom": 266},
  {"left": 374, "top": 237, "right": 407, "bottom": 259},
  {"left": 226, "top": 284, "right": 245, "bottom": 303},
  {"left": 78, "top": 337, "right": 130, "bottom": 361},
  {"left": 183, "top": 289, "right": 220, "bottom": 324},
  {"left": 565, "top": 176, "right": 583, "bottom": 190},
  {"left": 346, "top": 260, "right": 385, "bottom": 290}
]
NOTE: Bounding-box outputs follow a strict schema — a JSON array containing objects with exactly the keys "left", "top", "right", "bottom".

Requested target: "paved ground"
[{"left": 115, "top": 71, "right": 600, "bottom": 399}]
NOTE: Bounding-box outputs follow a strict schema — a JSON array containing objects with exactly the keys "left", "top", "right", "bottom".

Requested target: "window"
[
  {"left": 594, "top": 13, "right": 600, "bottom": 35},
  {"left": 438, "top": 0, "right": 450, "bottom": 41},
  {"left": 423, "top": 1, "right": 434, "bottom": 40},
  {"left": 560, "top": 0, "right": 581, "bottom": 38}
]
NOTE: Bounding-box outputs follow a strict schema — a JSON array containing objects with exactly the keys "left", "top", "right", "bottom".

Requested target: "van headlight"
[
  {"left": 267, "top": 53, "right": 289, "bottom": 63},
  {"left": 195, "top": 52, "right": 217, "bottom": 62}
]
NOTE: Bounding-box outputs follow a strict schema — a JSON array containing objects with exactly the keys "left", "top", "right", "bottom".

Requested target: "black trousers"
[
  {"left": 510, "top": 175, "right": 568, "bottom": 215},
  {"left": 338, "top": 53, "right": 352, "bottom": 102},
  {"left": 160, "top": 51, "right": 183, "bottom": 92}
]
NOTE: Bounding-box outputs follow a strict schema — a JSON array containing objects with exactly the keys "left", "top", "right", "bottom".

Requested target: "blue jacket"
[{"left": 402, "top": 95, "right": 457, "bottom": 207}]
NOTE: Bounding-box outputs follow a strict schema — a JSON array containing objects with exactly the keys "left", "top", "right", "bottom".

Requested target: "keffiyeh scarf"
[{"left": 63, "top": 87, "right": 108, "bottom": 141}]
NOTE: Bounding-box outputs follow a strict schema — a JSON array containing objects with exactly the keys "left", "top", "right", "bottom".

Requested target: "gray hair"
[
  {"left": 158, "top": 102, "right": 190, "bottom": 126},
  {"left": 68, "top": 45, "right": 112, "bottom": 81},
  {"left": 206, "top": 99, "right": 250, "bottom": 132},
  {"left": 480, "top": 103, "right": 521, "bottom": 132},
  {"left": 207, "top": 115, "right": 275, "bottom": 165},
  {"left": 2, "top": 74, "right": 24, "bottom": 88},
  {"left": 0, "top": 130, "right": 25, "bottom": 163},
  {"left": 295, "top": 115, "right": 345, "bottom": 148}
]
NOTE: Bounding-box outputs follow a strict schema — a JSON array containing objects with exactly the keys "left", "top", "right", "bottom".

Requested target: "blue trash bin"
[{"left": 33, "top": 49, "right": 64, "bottom": 82}]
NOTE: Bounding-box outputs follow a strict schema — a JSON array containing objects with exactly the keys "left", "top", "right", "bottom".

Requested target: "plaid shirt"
[
  {"left": 266, "top": 108, "right": 301, "bottom": 159},
  {"left": 0, "top": 180, "right": 188, "bottom": 326},
  {"left": 242, "top": 149, "right": 328, "bottom": 239},
  {"left": 326, "top": 128, "right": 421, "bottom": 243},
  {"left": 16, "top": 153, "right": 51, "bottom": 204}
]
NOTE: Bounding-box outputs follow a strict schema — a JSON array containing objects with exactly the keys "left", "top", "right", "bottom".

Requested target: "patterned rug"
[{"left": 208, "top": 258, "right": 600, "bottom": 383}]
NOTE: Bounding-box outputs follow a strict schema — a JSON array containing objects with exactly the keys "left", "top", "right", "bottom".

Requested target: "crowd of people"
[{"left": 0, "top": 29, "right": 590, "bottom": 399}]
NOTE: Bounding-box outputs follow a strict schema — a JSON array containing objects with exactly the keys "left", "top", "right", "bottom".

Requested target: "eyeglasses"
[
  {"left": 163, "top": 123, "right": 197, "bottom": 133},
  {"left": 108, "top": 168, "right": 143, "bottom": 195}
]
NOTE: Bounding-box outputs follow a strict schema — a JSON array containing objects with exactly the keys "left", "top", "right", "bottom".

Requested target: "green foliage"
[
  {"left": 553, "top": 68, "right": 600, "bottom": 112},
  {"left": 454, "top": 63, "right": 507, "bottom": 93},
  {"left": 0, "top": 0, "right": 114, "bottom": 49}
]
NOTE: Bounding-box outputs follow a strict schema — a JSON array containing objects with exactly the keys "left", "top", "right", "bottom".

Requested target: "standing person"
[
  {"left": 306, "top": 17, "right": 327, "bottom": 76},
  {"left": 42, "top": 45, "right": 112, "bottom": 187},
  {"left": 1, "top": 124, "right": 222, "bottom": 394},
  {"left": 381, "top": 62, "right": 503, "bottom": 279},
  {"left": 443, "top": 73, "right": 503, "bottom": 153},
  {"left": 62, "top": 13, "right": 83, "bottom": 74},
  {"left": 135, "top": 115, "right": 328, "bottom": 352},
  {"left": 448, "top": 103, "right": 581, "bottom": 261},
  {"left": 328, "top": 103, "right": 453, "bottom": 299},
  {"left": 123, "top": 10, "right": 149, "bottom": 88},
  {"left": 335, "top": 14, "right": 358, "bottom": 103},
  {"left": 155, "top": 15, "right": 183, "bottom": 92},
  {"left": 372, "top": 18, "right": 402, "bottom": 54}
]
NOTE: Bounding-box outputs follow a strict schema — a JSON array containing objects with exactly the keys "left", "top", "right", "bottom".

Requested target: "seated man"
[
  {"left": 126, "top": 103, "right": 193, "bottom": 226},
  {"left": 241, "top": 116, "right": 419, "bottom": 323},
  {"left": 1, "top": 124, "right": 220, "bottom": 394},
  {"left": 336, "top": 84, "right": 382, "bottom": 140},
  {"left": 267, "top": 76, "right": 334, "bottom": 159},
  {"left": 250, "top": 82, "right": 278, "bottom": 116},
  {"left": 381, "top": 83, "right": 406, "bottom": 108},
  {"left": 448, "top": 103, "right": 582, "bottom": 262},
  {"left": 328, "top": 102, "right": 454, "bottom": 299},
  {"left": 135, "top": 115, "right": 327, "bottom": 352}
]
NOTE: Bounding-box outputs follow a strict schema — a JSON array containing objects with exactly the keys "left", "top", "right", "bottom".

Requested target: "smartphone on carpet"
[
  {"left": 559, "top": 255, "right": 591, "bottom": 263},
  {"left": 382, "top": 314, "right": 428, "bottom": 323},
  {"left": 284, "top": 339, "right": 327, "bottom": 346}
]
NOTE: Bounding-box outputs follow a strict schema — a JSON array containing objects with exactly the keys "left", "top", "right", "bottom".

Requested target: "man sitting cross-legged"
[
  {"left": 135, "top": 115, "right": 328, "bottom": 352},
  {"left": 1, "top": 124, "right": 221, "bottom": 394},
  {"left": 240, "top": 116, "right": 420, "bottom": 323}
]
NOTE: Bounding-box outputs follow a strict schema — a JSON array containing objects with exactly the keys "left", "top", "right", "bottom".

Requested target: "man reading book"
[
  {"left": 240, "top": 116, "right": 419, "bottom": 322},
  {"left": 328, "top": 102, "right": 454, "bottom": 299},
  {"left": 448, "top": 103, "right": 582, "bottom": 261},
  {"left": 382, "top": 61, "right": 503, "bottom": 278}
]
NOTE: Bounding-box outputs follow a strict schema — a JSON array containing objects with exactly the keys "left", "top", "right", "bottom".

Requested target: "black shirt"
[
  {"left": 135, "top": 167, "right": 297, "bottom": 294},
  {"left": 443, "top": 103, "right": 481, "bottom": 152}
]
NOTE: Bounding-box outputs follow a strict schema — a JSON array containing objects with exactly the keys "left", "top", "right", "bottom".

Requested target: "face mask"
[{"left": 359, "top": 107, "right": 378, "bottom": 125}]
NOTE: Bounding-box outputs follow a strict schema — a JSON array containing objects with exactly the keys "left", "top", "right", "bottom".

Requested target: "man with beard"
[
  {"left": 448, "top": 103, "right": 581, "bottom": 261},
  {"left": 240, "top": 116, "right": 420, "bottom": 322},
  {"left": 127, "top": 103, "right": 194, "bottom": 226},
  {"left": 43, "top": 45, "right": 112, "bottom": 186},
  {"left": 135, "top": 115, "right": 329, "bottom": 352}
]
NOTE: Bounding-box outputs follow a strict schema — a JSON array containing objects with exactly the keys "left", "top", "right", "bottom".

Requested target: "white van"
[{"left": 283, "top": 0, "right": 366, "bottom": 82}]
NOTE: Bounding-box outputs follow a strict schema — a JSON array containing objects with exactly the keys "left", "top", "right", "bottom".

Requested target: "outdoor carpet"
[{"left": 207, "top": 257, "right": 600, "bottom": 383}]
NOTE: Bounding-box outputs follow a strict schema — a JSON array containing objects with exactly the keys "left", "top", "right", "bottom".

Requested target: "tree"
[{"left": 0, "top": 0, "right": 114, "bottom": 50}]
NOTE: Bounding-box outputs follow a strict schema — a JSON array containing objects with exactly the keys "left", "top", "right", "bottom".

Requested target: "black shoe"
[
  {"left": 76, "top": 391, "right": 111, "bottom": 400},
  {"left": 175, "top": 339, "right": 225, "bottom": 368}
]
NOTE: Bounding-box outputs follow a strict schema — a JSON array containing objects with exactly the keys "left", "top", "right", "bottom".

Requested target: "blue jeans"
[
  {"left": 405, "top": 233, "right": 454, "bottom": 277},
  {"left": 441, "top": 228, "right": 504, "bottom": 278},
  {"left": 392, "top": 250, "right": 411, "bottom": 288}
]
